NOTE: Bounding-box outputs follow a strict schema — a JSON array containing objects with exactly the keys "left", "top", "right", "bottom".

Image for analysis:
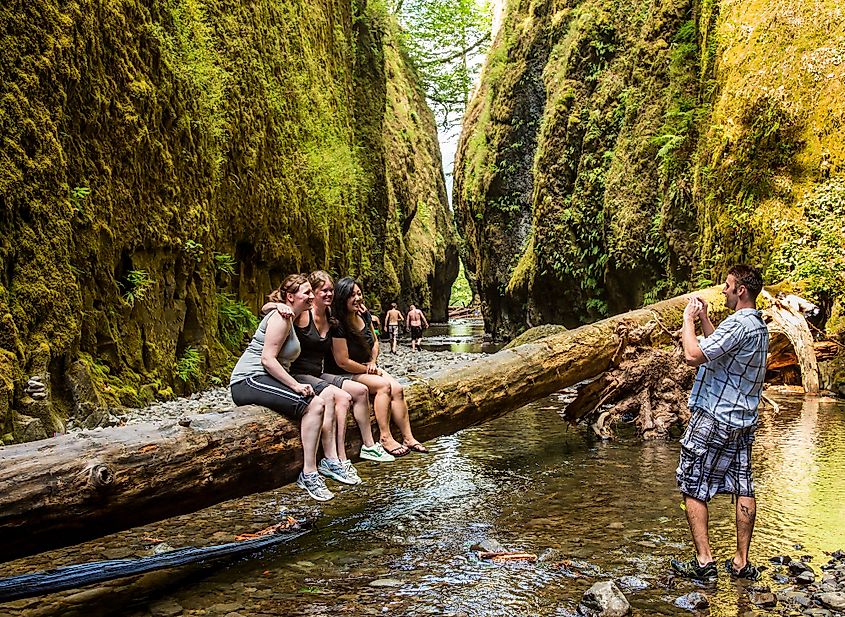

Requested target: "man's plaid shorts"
[{"left": 676, "top": 408, "right": 756, "bottom": 503}]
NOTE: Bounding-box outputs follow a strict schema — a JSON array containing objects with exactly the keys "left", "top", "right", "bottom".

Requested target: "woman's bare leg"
[
  {"left": 342, "top": 379, "right": 376, "bottom": 447},
  {"left": 331, "top": 386, "right": 353, "bottom": 461},
  {"left": 300, "top": 397, "right": 325, "bottom": 473},
  {"left": 352, "top": 374, "right": 405, "bottom": 453},
  {"left": 319, "top": 388, "right": 338, "bottom": 460}
]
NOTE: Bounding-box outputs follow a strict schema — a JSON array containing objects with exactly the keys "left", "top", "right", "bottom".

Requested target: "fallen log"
[
  {"left": 0, "top": 286, "right": 726, "bottom": 562},
  {"left": 761, "top": 290, "right": 820, "bottom": 394},
  {"left": 0, "top": 520, "right": 310, "bottom": 602}
]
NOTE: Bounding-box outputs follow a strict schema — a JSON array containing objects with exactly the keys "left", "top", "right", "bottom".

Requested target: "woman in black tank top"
[{"left": 330, "top": 277, "right": 429, "bottom": 456}]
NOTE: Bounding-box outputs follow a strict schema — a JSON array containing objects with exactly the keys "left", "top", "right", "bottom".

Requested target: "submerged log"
[
  {"left": 0, "top": 286, "right": 725, "bottom": 562},
  {"left": 0, "top": 521, "right": 311, "bottom": 602}
]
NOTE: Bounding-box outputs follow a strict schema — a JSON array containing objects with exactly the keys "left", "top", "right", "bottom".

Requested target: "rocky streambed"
[{"left": 67, "top": 346, "right": 478, "bottom": 430}]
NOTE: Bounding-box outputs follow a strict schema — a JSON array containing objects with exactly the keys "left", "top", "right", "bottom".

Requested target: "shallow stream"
[{"left": 1, "top": 391, "right": 843, "bottom": 617}]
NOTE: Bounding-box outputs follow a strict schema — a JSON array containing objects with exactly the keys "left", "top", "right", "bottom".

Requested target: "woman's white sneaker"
[
  {"left": 359, "top": 442, "right": 395, "bottom": 462},
  {"left": 296, "top": 471, "right": 335, "bottom": 501},
  {"left": 343, "top": 460, "right": 363, "bottom": 484}
]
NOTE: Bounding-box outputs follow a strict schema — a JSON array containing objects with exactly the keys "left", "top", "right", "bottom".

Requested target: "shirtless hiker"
[
  {"left": 406, "top": 304, "right": 429, "bottom": 351},
  {"left": 385, "top": 302, "right": 403, "bottom": 354}
]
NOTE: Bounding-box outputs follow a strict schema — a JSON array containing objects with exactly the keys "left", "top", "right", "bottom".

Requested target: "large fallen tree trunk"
[{"left": 0, "top": 286, "right": 732, "bottom": 562}]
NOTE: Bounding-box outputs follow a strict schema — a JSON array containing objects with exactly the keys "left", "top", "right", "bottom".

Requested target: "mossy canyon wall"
[
  {"left": 0, "top": 0, "right": 458, "bottom": 442},
  {"left": 454, "top": 0, "right": 845, "bottom": 338}
]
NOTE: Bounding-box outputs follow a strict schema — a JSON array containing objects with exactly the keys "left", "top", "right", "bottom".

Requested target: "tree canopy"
[{"left": 392, "top": 0, "right": 492, "bottom": 129}]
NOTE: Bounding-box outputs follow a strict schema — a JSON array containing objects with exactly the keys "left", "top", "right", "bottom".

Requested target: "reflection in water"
[
  {"left": 418, "top": 319, "right": 502, "bottom": 354},
  {"left": 0, "top": 394, "right": 843, "bottom": 616}
]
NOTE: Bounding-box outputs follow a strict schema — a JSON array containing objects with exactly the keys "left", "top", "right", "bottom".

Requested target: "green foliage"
[
  {"left": 394, "top": 0, "right": 492, "bottom": 128},
  {"left": 213, "top": 252, "right": 237, "bottom": 276},
  {"left": 217, "top": 293, "right": 258, "bottom": 350},
  {"left": 69, "top": 186, "right": 91, "bottom": 217},
  {"left": 175, "top": 347, "right": 202, "bottom": 382},
  {"left": 766, "top": 181, "right": 845, "bottom": 304},
  {"left": 122, "top": 270, "right": 154, "bottom": 307},
  {"left": 449, "top": 261, "right": 473, "bottom": 306},
  {"left": 184, "top": 240, "right": 204, "bottom": 261}
]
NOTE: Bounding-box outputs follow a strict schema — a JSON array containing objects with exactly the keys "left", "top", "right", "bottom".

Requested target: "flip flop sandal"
[
  {"left": 385, "top": 444, "right": 410, "bottom": 457},
  {"left": 406, "top": 442, "right": 429, "bottom": 454}
]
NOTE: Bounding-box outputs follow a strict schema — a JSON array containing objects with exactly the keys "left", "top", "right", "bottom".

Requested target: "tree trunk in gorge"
[
  {"left": 0, "top": 286, "right": 727, "bottom": 562},
  {"left": 760, "top": 290, "right": 820, "bottom": 394}
]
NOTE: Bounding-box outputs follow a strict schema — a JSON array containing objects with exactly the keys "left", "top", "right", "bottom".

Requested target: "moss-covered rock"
[
  {"left": 0, "top": 0, "right": 456, "bottom": 441},
  {"left": 454, "top": 0, "right": 845, "bottom": 342}
]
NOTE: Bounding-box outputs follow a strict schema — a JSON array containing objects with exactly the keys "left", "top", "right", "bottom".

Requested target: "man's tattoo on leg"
[{"left": 740, "top": 504, "right": 756, "bottom": 520}]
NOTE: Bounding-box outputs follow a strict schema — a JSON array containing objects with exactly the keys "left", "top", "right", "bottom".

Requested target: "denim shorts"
[{"left": 676, "top": 408, "right": 756, "bottom": 502}]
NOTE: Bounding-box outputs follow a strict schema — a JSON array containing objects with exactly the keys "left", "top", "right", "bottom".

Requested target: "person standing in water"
[
  {"left": 672, "top": 265, "right": 769, "bottom": 582},
  {"left": 406, "top": 303, "right": 429, "bottom": 351},
  {"left": 384, "top": 302, "right": 403, "bottom": 354},
  {"left": 229, "top": 275, "right": 335, "bottom": 502},
  {"left": 328, "top": 278, "right": 429, "bottom": 456}
]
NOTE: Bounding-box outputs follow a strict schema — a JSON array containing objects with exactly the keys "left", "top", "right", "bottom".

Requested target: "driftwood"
[
  {"left": 0, "top": 520, "right": 310, "bottom": 602},
  {"left": 761, "top": 291, "right": 819, "bottom": 393},
  {"left": 563, "top": 288, "right": 831, "bottom": 439},
  {"left": 0, "top": 285, "right": 762, "bottom": 562}
]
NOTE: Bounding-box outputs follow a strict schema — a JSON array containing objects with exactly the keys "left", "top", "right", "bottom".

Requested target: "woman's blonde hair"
[
  {"left": 309, "top": 270, "right": 334, "bottom": 292},
  {"left": 268, "top": 274, "right": 309, "bottom": 303}
]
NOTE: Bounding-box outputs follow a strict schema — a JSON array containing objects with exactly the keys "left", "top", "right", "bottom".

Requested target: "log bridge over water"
[{"left": 0, "top": 287, "right": 825, "bottom": 562}]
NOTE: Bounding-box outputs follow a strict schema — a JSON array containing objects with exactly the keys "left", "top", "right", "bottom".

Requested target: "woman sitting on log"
[
  {"left": 327, "top": 276, "right": 429, "bottom": 456},
  {"left": 229, "top": 274, "right": 335, "bottom": 502},
  {"left": 264, "top": 271, "right": 396, "bottom": 484}
]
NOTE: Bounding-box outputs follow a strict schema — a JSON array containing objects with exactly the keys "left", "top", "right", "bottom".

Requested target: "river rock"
[
  {"left": 802, "top": 609, "right": 832, "bottom": 617},
  {"left": 816, "top": 592, "right": 845, "bottom": 611},
  {"left": 674, "top": 591, "right": 709, "bottom": 611},
  {"left": 617, "top": 576, "right": 649, "bottom": 591},
  {"left": 749, "top": 590, "right": 777, "bottom": 608},
  {"left": 368, "top": 578, "right": 403, "bottom": 588},
  {"left": 796, "top": 571, "right": 816, "bottom": 585},
  {"left": 777, "top": 590, "right": 812, "bottom": 608},
  {"left": 471, "top": 539, "right": 506, "bottom": 553},
  {"left": 577, "top": 581, "right": 631, "bottom": 617},
  {"left": 150, "top": 599, "right": 183, "bottom": 617}
]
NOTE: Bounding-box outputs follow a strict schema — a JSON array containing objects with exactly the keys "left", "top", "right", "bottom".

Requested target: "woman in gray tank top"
[{"left": 229, "top": 274, "right": 335, "bottom": 502}]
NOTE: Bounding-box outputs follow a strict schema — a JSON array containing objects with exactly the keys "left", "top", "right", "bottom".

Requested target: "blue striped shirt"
[{"left": 688, "top": 308, "right": 769, "bottom": 428}]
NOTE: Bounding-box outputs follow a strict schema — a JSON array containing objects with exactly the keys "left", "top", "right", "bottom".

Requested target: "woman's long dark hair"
[{"left": 333, "top": 276, "right": 370, "bottom": 353}]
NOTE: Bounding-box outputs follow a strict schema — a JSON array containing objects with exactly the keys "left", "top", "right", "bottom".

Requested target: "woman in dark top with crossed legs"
[{"left": 328, "top": 277, "right": 428, "bottom": 456}]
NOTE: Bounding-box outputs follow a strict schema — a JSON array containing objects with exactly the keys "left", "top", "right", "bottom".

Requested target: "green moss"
[{"left": 1, "top": 0, "right": 456, "bottom": 439}]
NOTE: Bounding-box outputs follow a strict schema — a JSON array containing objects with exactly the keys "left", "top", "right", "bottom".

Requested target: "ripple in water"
[{"left": 1, "top": 393, "right": 843, "bottom": 617}]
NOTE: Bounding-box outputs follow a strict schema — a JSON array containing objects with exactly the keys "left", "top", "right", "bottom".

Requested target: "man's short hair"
[
  {"left": 728, "top": 264, "right": 764, "bottom": 300},
  {"left": 390, "top": 302, "right": 397, "bottom": 309}
]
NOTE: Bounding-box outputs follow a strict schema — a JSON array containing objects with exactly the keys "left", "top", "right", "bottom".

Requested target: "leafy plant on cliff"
[
  {"left": 766, "top": 180, "right": 845, "bottom": 307},
  {"left": 217, "top": 293, "right": 258, "bottom": 350},
  {"left": 122, "top": 270, "right": 154, "bottom": 307},
  {"left": 213, "top": 252, "right": 237, "bottom": 276},
  {"left": 175, "top": 347, "right": 202, "bottom": 382}
]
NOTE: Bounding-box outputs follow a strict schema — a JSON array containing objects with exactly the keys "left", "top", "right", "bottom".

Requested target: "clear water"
[
  {"left": 417, "top": 319, "right": 502, "bottom": 354},
  {"left": 1, "top": 392, "right": 843, "bottom": 616}
]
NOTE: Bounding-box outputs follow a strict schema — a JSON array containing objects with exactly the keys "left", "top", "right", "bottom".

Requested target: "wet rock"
[
  {"left": 537, "top": 548, "right": 562, "bottom": 562},
  {"left": 150, "top": 599, "right": 183, "bottom": 617},
  {"left": 749, "top": 590, "right": 777, "bottom": 608},
  {"left": 771, "top": 556, "right": 792, "bottom": 565},
  {"left": 777, "top": 591, "right": 812, "bottom": 608},
  {"left": 802, "top": 609, "right": 832, "bottom": 617},
  {"left": 368, "top": 579, "right": 403, "bottom": 588},
  {"left": 617, "top": 576, "right": 649, "bottom": 591},
  {"left": 577, "top": 581, "right": 631, "bottom": 617},
  {"left": 796, "top": 571, "right": 816, "bottom": 585},
  {"left": 674, "top": 591, "right": 709, "bottom": 611},
  {"left": 471, "top": 539, "right": 506, "bottom": 553},
  {"left": 207, "top": 603, "right": 244, "bottom": 614},
  {"left": 816, "top": 592, "right": 845, "bottom": 611},
  {"left": 790, "top": 560, "right": 815, "bottom": 576}
]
